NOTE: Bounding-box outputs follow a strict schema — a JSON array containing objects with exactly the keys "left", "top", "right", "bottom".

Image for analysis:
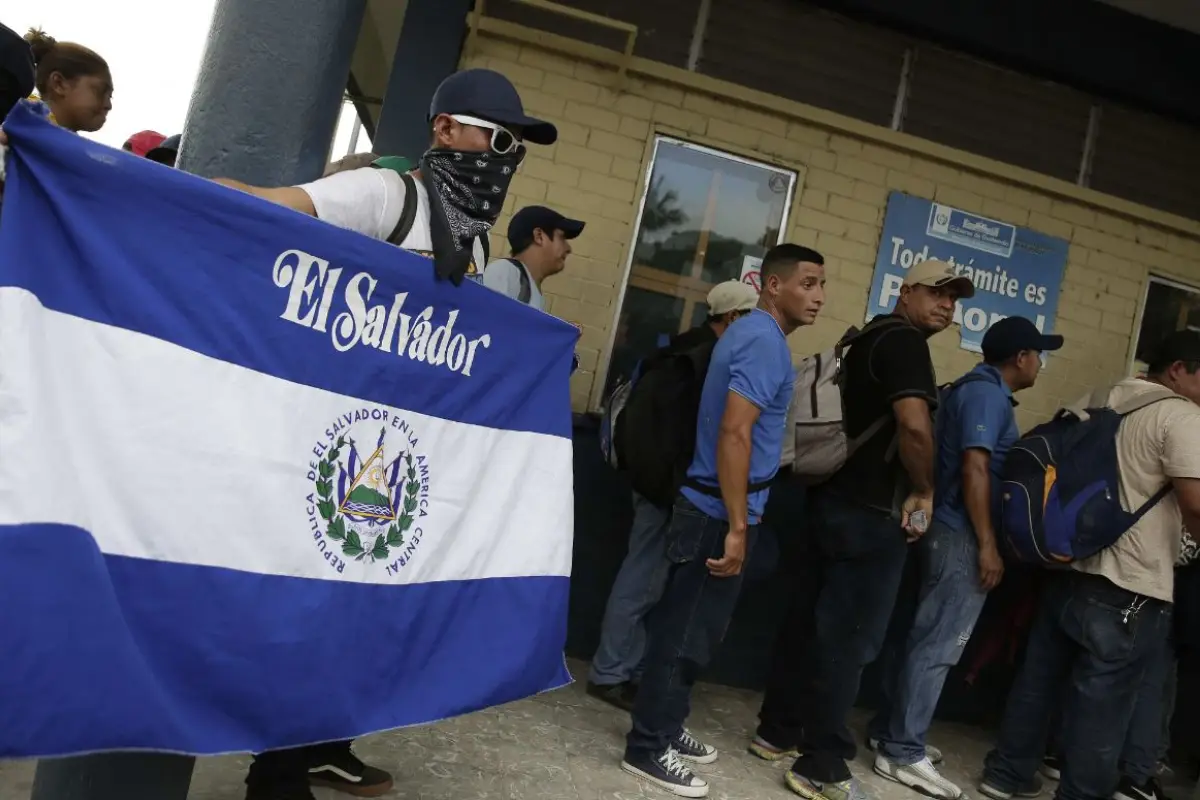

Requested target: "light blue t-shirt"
[
  {"left": 933, "top": 363, "right": 1019, "bottom": 532},
  {"left": 681, "top": 309, "right": 795, "bottom": 523}
]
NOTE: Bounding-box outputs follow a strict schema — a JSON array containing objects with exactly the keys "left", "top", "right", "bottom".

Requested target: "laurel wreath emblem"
[{"left": 314, "top": 435, "right": 419, "bottom": 563}]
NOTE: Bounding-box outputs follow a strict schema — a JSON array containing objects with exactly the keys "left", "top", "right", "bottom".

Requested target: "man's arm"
[
  {"left": 893, "top": 396, "right": 935, "bottom": 495},
  {"left": 1173, "top": 478, "right": 1200, "bottom": 535},
  {"left": 707, "top": 391, "right": 760, "bottom": 578},
  {"left": 212, "top": 178, "right": 316, "bottom": 216},
  {"left": 963, "top": 448, "right": 1004, "bottom": 589}
]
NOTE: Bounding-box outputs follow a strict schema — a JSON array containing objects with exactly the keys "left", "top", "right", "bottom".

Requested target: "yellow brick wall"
[{"left": 463, "top": 34, "right": 1200, "bottom": 428}]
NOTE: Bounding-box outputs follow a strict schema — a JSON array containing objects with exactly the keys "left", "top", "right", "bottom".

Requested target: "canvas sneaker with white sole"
[
  {"left": 673, "top": 728, "right": 718, "bottom": 764},
  {"left": 622, "top": 747, "right": 709, "bottom": 798}
]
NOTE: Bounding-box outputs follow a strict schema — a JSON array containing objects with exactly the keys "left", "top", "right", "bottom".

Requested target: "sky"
[{"left": 4, "top": 0, "right": 370, "bottom": 157}]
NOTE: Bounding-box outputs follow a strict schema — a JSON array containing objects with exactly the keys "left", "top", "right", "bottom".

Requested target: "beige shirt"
[{"left": 1073, "top": 378, "right": 1200, "bottom": 601}]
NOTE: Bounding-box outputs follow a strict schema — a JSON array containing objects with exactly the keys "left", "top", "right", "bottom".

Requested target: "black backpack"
[{"left": 615, "top": 340, "right": 715, "bottom": 507}]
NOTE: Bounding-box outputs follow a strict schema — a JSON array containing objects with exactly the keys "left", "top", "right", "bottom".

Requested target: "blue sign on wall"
[{"left": 867, "top": 191, "right": 1068, "bottom": 353}]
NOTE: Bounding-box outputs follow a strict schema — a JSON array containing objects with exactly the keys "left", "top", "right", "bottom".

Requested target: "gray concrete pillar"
[
  {"left": 31, "top": 753, "right": 195, "bottom": 800},
  {"left": 177, "top": 0, "right": 369, "bottom": 186},
  {"left": 372, "top": 0, "right": 472, "bottom": 160}
]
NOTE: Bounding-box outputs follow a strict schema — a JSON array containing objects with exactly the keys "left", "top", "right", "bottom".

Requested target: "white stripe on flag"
[{"left": 0, "top": 288, "right": 573, "bottom": 585}]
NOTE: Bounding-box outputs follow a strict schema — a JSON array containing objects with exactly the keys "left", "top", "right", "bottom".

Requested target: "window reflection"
[{"left": 603, "top": 139, "right": 796, "bottom": 396}]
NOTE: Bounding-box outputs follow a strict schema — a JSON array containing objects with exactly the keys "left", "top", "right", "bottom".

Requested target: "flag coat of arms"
[{"left": 0, "top": 102, "right": 576, "bottom": 758}]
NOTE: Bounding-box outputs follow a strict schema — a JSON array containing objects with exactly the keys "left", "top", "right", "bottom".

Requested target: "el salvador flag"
[{"left": 0, "top": 102, "right": 576, "bottom": 758}]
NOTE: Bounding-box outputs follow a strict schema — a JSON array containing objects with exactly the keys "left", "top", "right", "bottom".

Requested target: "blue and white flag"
[{"left": 0, "top": 102, "right": 576, "bottom": 758}]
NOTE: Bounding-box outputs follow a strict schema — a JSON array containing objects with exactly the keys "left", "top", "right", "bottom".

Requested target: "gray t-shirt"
[{"left": 482, "top": 258, "right": 544, "bottom": 310}]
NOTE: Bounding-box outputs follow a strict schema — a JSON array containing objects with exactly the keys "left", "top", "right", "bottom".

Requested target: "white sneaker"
[{"left": 874, "top": 754, "right": 963, "bottom": 800}]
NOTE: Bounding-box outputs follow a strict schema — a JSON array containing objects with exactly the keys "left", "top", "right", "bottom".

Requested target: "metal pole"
[{"left": 347, "top": 107, "right": 363, "bottom": 156}]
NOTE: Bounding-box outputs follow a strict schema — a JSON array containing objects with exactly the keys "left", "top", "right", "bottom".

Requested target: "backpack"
[
  {"left": 599, "top": 364, "right": 640, "bottom": 470},
  {"left": 787, "top": 316, "right": 907, "bottom": 484},
  {"left": 614, "top": 341, "right": 715, "bottom": 507},
  {"left": 999, "top": 386, "right": 1184, "bottom": 566}
]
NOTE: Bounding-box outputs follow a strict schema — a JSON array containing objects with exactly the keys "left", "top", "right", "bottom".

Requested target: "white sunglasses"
[{"left": 450, "top": 114, "right": 526, "bottom": 158}]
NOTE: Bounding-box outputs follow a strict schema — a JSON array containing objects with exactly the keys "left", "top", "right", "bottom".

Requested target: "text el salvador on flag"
[{"left": 0, "top": 102, "right": 576, "bottom": 758}]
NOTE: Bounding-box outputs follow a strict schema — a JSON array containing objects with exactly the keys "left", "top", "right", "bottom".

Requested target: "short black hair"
[
  {"left": 760, "top": 243, "right": 824, "bottom": 282},
  {"left": 510, "top": 228, "right": 544, "bottom": 255},
  {"left": 1147, "top": 330, "right": 1200, "bottom": 375}
]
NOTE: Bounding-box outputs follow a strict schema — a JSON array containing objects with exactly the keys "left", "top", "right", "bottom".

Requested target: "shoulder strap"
[
  {"left": 1114, "top": 386, "right": 1186, "bottom": 417},
  {"left": 386, "top": 173, "right": 418, "bottom": 246},
  {"left": 509, "top": 258, "right": 532, "bottom": 304}
]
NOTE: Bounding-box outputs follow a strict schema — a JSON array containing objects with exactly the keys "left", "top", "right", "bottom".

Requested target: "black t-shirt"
[{"left": 825, "top": 316, "right": 938, "bottom": 513}]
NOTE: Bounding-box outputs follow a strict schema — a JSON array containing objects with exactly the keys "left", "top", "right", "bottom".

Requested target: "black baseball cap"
[
  {"left": 1147, "top": 329, "right": 1200, "bottom": 371},
  {"left": 429, "top": 68, "right": 557, "bottom": 145},
  {"left": 982, "top": 316, "right": 1064, "bottom": 362},
  {"left": 507, "top": 206, "right": 585, "bottom": 252},
  {"left": 146, "top": 134, "right": 181, "bottom": 165}
]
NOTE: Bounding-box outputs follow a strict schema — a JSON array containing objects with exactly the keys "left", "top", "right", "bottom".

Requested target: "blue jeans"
[
  {"left": 1119, "top": 634, "right": 1174, "bottom": 783},
  {"left": 870, "top": 518, "right": 988, "bottom": 764},
  {"left": 625, "top": 496, "right": 757, "bottom": 758},
  {"left": 983, "top": 573, "right": 1171, "bottom": 800},
  {"left": 589, "top": 492, "right": 672, "bottom": 686},
  {"left": 757, "top": 488, "right": 909, "bottom": 783}
]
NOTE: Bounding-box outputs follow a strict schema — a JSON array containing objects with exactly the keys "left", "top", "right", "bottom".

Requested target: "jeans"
[
  {"left": 983, "top": 573, "right": 1171, "bottom": 800},
  {"left": 247, "top": 740, "right": 352, "bottom": 790},
  {"left": 757, "top": 488, "right": 909, "bottom": 783},
  {"left": 1120, "top": 635, "right": 1175, "bottom": 783},
  {"left": 625, "top": 496, "right": 757, "bottom": 758},
  {"left": 870, "top": 518, "right": 989, "bottom": 764},
  {"left": 589, "top": 492, "right": 672, "bottom": 686}
]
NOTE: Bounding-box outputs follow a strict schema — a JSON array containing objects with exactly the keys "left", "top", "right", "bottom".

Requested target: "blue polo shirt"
[
  {"left": 681, "top": 310, "right": 795, "bottom": 523},
  {"left": 933, "top": 363, "right": 1019, "bottom": 532}
]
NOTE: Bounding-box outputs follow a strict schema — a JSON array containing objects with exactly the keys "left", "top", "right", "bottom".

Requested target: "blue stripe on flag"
[
  {"left": 0, "top": 524, "right": 571, "bottom": 758},
  {"left": 0, "top": 103, "right": 576, "bottom": 438}
]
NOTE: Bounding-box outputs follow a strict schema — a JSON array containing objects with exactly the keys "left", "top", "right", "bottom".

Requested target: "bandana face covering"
[{"left": 419, "top": 148, "right": 520, "bottom": 285}]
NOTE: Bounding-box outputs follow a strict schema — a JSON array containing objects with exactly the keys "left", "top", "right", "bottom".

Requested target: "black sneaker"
[
  {"left": 308, "top": 747, "right": 394, "bottom": 797},
  {"left": 587, "top": 680, "right": 637, "bottom": 711},
  {"left": 246, "top": 785, "right": 316, "bottom": 800},
  {"left": 979, "top": 775, "right": 1045, "bottom": 800},
  {"left": 672, "top": 728, "right": 718, "bottom": 764},
  {"left": 1115, "top": 776, "right": 1169, "bottom": 800},
  {"left": 621, "top": 748, "right": 709, "bottom": 798},
  {"left": 1041, "top": 755, "right": 1062, "bottom": 782}
]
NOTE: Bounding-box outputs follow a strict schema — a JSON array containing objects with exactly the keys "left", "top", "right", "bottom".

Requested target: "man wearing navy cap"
[
  {"left": 869, "top": 316, "right": 1062, "bottom": 800},
  {"left": 227, "top": 66, "right": 558, "bottom": 800},
  {"left": 215, "top": 68, "right": 557, "bottom": 287},
  {"left": 483, "top": 205, "right": 585, "bottom": 309}
]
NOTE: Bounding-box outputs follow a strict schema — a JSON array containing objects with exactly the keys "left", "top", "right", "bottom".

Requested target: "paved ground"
[{"left": 0, "top": 659, "right": 1190, "bottom": 800}]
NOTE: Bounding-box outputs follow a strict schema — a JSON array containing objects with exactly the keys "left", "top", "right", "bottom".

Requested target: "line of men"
[{"left": 592, "top": 254, "right": 1200, "bottom": 800}]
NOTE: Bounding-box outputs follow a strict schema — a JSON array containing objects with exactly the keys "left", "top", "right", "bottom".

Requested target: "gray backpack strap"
[
  {"left": 386, "top": 173, "right": 418, "bottom": 246},
  {"left": 509, "top": 258, "right": 532, "bottom": 304},
  {"left": 847, "top": 413, "right": 893, "bottom": 460}
]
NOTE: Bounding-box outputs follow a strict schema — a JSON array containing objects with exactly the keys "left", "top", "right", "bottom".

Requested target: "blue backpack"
[{"left": 999, "top": 387, "right": 1182, "bottom": 566}]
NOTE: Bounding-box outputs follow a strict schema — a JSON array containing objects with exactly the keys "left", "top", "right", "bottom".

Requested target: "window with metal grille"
[
  {"left": 1090, "top": 104, "right": 1200, "bottom": 221},
  {"left": 699, "top": 0, "right": 907, "bottom": 127},
  {"left": 902, "top": 46, "right": 1092, "bottom": 183},
  {"left": 485, "top": 0, "right": 699, "bottom": 68}
]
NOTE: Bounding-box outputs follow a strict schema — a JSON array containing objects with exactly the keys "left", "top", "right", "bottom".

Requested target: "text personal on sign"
[{"left": 866, "top": 192, "right": 1068, "bottom": 353}]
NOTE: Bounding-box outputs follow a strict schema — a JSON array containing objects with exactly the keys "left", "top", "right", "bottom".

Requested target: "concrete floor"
[{"left": 0, "top": 659, "right": 1182, "bottom": 800}]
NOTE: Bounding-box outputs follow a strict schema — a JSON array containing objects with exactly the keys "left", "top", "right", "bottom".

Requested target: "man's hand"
[
  {"left": 978, "top": 540, "right": 1005, "bottom": 591},
  {"left": 901, "top": 491, "right": 934, "bottom": 542},
  {"left": 0, "top": 127, "right": 7, "bottom": 145},
  {"left": 706, "top": 528, "right": 746, "bottom": 578}
]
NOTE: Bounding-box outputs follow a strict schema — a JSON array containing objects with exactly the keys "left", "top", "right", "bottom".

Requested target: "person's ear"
[{"left": 431, "top": 114, "right": 456, "bottom": 149}]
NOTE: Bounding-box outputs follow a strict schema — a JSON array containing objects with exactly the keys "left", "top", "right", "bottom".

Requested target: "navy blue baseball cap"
[
  {"left": 429, "top": 68, "right": 557, "bottom": 146},
  {"left": 507, "top": 205, "right": 585, "bottom": 251},
  {"left": 982, "top": 316, "right": 1064, "bottom": 362}
]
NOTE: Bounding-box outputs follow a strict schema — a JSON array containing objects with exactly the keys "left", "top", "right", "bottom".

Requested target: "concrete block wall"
[{"left": 463, "top": 33, "right": 1200, "bottom": 428}]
